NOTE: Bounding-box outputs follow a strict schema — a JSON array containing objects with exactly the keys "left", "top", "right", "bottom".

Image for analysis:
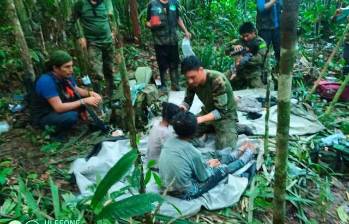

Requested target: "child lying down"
[{"left": 159, "top": 111, "right": 256, "bottom": 200}]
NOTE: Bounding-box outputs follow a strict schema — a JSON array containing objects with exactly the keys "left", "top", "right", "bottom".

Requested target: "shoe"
[{"left": 237, "top": 123, "right": 254, "bottom": 135}]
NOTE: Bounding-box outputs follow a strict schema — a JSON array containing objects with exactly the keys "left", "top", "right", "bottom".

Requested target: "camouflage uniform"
[
  {"left": 183, "top": 70, "right": 238, "bottom": 150},
  {"left": 67, "top": 0, "right": 115, "bottom": 97},
  {"left": 233, "top": 36, "right": 268, "bottom": 90}
]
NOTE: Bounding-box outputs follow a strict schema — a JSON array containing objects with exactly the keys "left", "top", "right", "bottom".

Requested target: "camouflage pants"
[
  {"left": 233, "top": 72, "right": 264, "bottom": 90},
  {"left": 88, "top": 43, "right": 115, "bottom": 97},
  {"left": 198, "top": 117, "right": 238, "bottom": 150}
]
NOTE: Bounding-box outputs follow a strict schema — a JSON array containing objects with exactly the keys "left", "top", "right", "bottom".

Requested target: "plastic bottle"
[
  {"left": 182, "top": 38, "right": 195, "bottom": 57},
  {"left": 0, "top": 121, "right": 10, "bottom": 134}
]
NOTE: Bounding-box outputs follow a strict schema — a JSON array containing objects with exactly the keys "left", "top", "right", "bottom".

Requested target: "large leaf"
[
  {"left": 97, "top": 193, "right": 164, "bottom": 221},
  {"left": 18, "top": 178, "right": 45, "bottom": 219},
  {"left": 91, "top": 149, "right": 138, "bottom": 209},
  {"left": 49, "top": 178, "right": 61, "bottom": 219}
]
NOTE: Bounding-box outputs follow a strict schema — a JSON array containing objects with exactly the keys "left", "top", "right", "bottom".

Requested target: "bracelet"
[
  {"left": 80, "top": 99, "right": 85, "bottom": 106},
  {"left": 88, "top": 91, "right": 91, "bottom": 97}
]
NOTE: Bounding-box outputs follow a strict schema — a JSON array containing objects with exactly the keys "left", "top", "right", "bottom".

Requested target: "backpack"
[{"left": 317, "top": 80, "right": 349, "bottom": 101}]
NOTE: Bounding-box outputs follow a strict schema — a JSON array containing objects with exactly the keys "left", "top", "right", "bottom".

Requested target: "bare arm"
[
  {"left": 177, "top": 17, "right": 191, "bottom": 38},
  {"left": 264, "top": 0, "right": 276, "bottom": 10},
  {"left": 48, "top": 96, "right": 84, "bottom": 113},
  {"left": 197, "top": 112, "right": 215, "bottom": 124},
  {"left": 48, "top": 94, "right": 101, "bottom": 113}
]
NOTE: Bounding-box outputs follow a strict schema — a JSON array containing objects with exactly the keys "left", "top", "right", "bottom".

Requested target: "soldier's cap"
[
  {"left": 172, "top": 111, "right": 197, "bottom": 138},
  {"left": 162, "top": 102, "right": 181, "bottom": 122}
]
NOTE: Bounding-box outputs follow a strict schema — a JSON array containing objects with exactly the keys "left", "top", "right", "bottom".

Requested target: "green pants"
[
  {"left": 233, "top": 73, "right": 264, "bottom": 90},
  {"left": 88, "top": 43, "right": 115, "bottom": 97},
  {"left": 198, "top": 118, "right": 238, "bottom": 150}
]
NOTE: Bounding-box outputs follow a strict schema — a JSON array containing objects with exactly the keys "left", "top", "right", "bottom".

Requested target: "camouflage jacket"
[
  {"left": 235, "top": 36, "right": 268, "bottom": 79},
  {"left": 183, "top": 70, "right": 237, "bottom": 121}
]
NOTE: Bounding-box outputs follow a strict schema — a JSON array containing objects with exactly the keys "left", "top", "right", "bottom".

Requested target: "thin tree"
[
  {"left": 108, "top": 4, "right": 155, "bottom": 224},
  {"left": 273, "top": 0, "right": 300, "bottom": 223},
  {"left": 129, "top": 0, "right": 141, "bottom": 44},
  {"left": 6, "top": 0, "right": 35, "bottom": 82}
]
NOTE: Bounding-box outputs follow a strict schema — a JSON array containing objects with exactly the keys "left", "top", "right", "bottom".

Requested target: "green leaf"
[
  {"left": 18, "top": 178, "right": 45, "bottom": 219},
  {"left": 0, "top": 198, "right": 16, "bottom": 215},
  {"left": 49, "top": 178, "right": 61, "bottom": 219},
  {"left": 152, "top": 172, "right": 163, "bottom": 188},
  {"left": 97, "top": 193, "right": 163, "bottom": 220},
  {"left": 147, "top": 159, "right": 156, "bottom": 168},
  {"left": 0, "top": 167, "right": 13, "bottom": 185},
  {"left": 337, "top": 205, "right": 349, "bottom": 223},
  {"left": 144, "top": 170, "right": 152, "bottom": 185},
  {"left": 91, "top": 149, "right": 138, "bottom": 209}
]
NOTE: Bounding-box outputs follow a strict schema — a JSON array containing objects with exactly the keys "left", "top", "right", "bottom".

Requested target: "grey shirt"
[
  {"left": 147, "top": 120, "right": 174, "bottom": 163},
  {"left": 159, "top": 137, "right": 209, "bottom": 194}
]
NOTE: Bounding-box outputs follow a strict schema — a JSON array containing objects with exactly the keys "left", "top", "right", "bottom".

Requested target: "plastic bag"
[{"left": 181, "top": 38, "right": 195, "bottom": 57}]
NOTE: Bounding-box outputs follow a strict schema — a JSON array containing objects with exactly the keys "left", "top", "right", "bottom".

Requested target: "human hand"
[
  {"left": 146, "top": 21, "right": 152, "bottom": 28},
  {"left": 233, "top": 45, "right": 244, "bottom": 52},
  {"left": 90, "top": 91, "right": 102, "bottom": 102},
  {"left": 335, "top": 8, "right": 343, "bottom": 17},
  {"left": 78, "top": 38, "right": 87, "bottom": 49},
  {"left": 83, "top": 96, "right": 101, "bottom": 107},
  {"left": 185, "top": 31, "right": 192, "bottom": 39},
  {"left": 230, "top": 73, "right": 236, "bottom": 80},
  {"left": 207, "top": 159, "right": 221, "bottom": 168},
  {"left": 239, "top": 141, "right": 256, "bottom": 152}
]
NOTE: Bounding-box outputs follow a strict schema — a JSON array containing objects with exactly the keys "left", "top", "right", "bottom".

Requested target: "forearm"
[
  {"left": 264, "top": 0, "right": 276, "bottom": 10},
  {"left": 197, "top": 112, "right": 216, "bottom": 124},
  {"left": 52, "top": 100, "right": 83, "bottom": 113},
  {"left": 76, "top": 86, "right": 89, "bottom": 97},
  {"left": 178, "top": 18, "right": 189, "bottom": 34}
]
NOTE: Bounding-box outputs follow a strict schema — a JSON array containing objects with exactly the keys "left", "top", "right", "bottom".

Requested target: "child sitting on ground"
[
  {"left": 159, "top": 111, "right": 255, "bottom": 200},
  {"left": 147, "top": 102, "right": 181, "bottom": 163}
]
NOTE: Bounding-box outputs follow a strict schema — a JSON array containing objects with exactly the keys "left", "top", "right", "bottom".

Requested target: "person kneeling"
[
  {"left": 30, "top": 50, "right": 102, "bottom": 138},
  {"left": 159, "top": 111, "right": 254, "bottom": 200}
]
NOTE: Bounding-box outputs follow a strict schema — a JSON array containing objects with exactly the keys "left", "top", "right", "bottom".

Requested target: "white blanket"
[
  {"left": 169, "top": 89, "right": 325, "bottom": 136},
  {"left": 70, "top": 136, "right": 256, "bottom": 217}
]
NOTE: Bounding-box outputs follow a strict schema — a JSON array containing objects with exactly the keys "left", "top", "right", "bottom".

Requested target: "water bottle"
[{"left": 0, "top": 121, "right": 10, "bottom": 134}]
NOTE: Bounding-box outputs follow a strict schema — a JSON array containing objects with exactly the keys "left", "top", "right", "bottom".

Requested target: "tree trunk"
[
  {"left": 273, "top": 1, "right": 300, "bottom": 224},
  {"left": 14, "top": 0, "right": 34, "bottom": 45},
  {"left": 6, "top": 0, "right": 35, "bottom": 82},
  {"left": 129, "top": 0, "right": 141, "bottom": 44}
]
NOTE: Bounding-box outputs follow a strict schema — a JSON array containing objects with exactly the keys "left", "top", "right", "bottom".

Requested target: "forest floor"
[{"left": 1, "top": 44, "right": 349, "bottom": 223}]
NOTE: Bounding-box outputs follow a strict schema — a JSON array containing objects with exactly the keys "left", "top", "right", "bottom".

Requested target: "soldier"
[
  {"left": 67, "top": 0, "right": 115, "bottom": 98},
  {"left": 231, "top": 22, "right": 268, "bottom": 90},
  {"left": 180, "top": 56, "right": 238, "bottom": 150},
  {"left": 146, "top": 0, "right": 191, "bottom": 91}
]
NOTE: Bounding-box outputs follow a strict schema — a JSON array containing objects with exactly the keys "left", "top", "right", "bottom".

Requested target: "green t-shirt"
[
  {"left": 159, "top": 137, "right": 209, "bottom": 194},
  {"left": 68, "top": 0, "right": 113, "bottom": 45}
]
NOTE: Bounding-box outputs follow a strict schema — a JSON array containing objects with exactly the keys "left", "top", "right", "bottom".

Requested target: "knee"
[{"left": 61, "top": 111, "right": 78, "bottom": 127}]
